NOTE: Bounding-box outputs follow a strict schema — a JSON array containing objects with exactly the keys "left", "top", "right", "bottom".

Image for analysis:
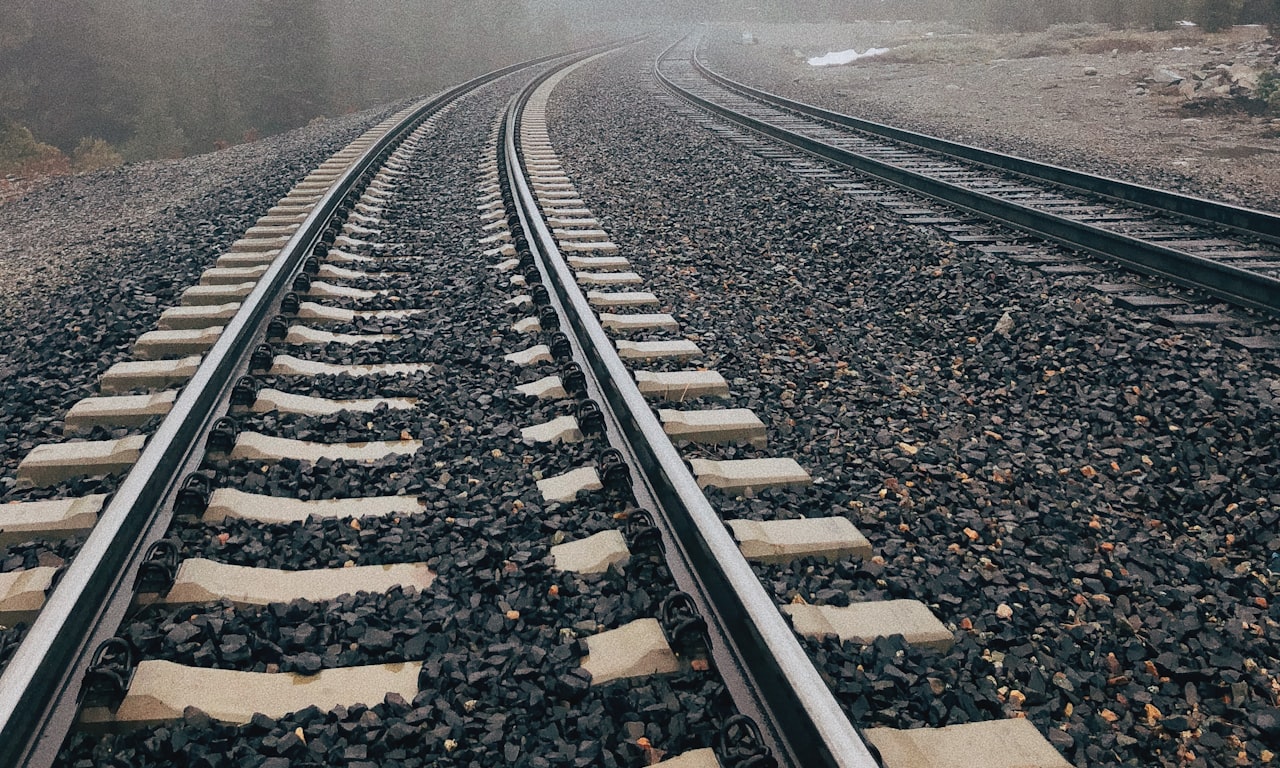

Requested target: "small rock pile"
[{"left": 1140, "top": 39, "right": 1279, "bottom": 109}]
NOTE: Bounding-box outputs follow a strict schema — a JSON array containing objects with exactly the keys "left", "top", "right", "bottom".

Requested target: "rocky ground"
[
  {"left": 3, "top": 27, "right": 1280, "bottom": 768},
  {"left": 546, "top": 41, "right": 1280, "bottom": 768},
  {"left": 702, "top": 21, "right": 1280, "bottom": 213},
  {"left": 0, "top": 107, "right": 417, "bottom": 495},
  {"left": 0, "top": 102, "right": 406, "bottom": 690}
]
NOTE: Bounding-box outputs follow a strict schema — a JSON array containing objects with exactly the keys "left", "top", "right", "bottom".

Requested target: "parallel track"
[
  {"left": 11, "top": 31, "right": 1264, "bottom": 768},
  {"left": 655, "top": 38, "right": 1280, "bottom": 316}
]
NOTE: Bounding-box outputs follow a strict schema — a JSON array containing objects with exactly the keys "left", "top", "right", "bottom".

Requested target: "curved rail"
[
  {"left": 655, "top": 40, "right": 1280, "bottom": 315},
  {"left": 692, "top": 51, "right": 1280, "bottom": 243},
  {"left": 0, "top": 49, "right": 595, "bottom": 768},
  {"left": 503, "top": 52, "right": 880, "bottom": 768}
]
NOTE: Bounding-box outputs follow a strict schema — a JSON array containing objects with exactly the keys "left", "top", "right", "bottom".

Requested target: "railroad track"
[
  {"left": 2, "top": 33, "right": 1274, "bottom": 768},
  {"left": 0, "top": 49, "right": 700, "bottom": 767},
  {"left": 510, "top": 40, "right": 1278, "bottom": 768},
  {"left": 655, "top": 38, "right": 1280, "bottom": 331},
  {"left": 499, "top": 50, "right": 1073, "bottom": 768},
  {"left": 0, "top": 44, "right": 891, "bottom": 768}
]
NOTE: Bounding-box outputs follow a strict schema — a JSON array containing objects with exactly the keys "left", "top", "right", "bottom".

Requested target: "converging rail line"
[{"left": 0, "top": 41, "right": 903, "bottom": 768}]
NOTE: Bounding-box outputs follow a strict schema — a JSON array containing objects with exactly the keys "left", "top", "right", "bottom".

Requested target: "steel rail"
[
  {"left": 691, "top": 46, "right": 1280, "bottom": 245},
  {"left": 0, "top": 49, "right": 594, "bottom": 768},
  {"left": 504, "top": 52, "right": 880, "bottom": 768},
  {"left": 654, "top": 43, "right": 1280, "bottom": 315}
]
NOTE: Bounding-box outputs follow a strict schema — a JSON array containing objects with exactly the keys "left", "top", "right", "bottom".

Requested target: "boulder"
[
  {"left": 1228, "top": 63, "right": 1260, "bottom": 92},
  {"left": 1152, "top": 67, "right": 1183, "bottom": 85}
]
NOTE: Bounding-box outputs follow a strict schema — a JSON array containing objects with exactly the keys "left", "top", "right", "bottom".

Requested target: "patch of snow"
[
  {"left": 807, "top": 47, "right": 892, "bottom": 67},
  {"left": 1175, "top": 20, "right": 1197, "bottom": 27}
]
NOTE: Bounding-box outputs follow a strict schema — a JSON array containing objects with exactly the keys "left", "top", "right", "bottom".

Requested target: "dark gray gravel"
[
  {"left": 0, "top": 106, "right": 405, "bottom": 501},
  {"left": 544, "top": 43, "right": 1280, "bottom": 768}
]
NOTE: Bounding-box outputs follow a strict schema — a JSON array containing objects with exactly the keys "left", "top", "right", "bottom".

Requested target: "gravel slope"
[{"left": 546, "top": 42, "right": 1280, "bottom": 768}]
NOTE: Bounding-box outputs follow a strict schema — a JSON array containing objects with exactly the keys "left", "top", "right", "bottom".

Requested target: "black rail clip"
[
  {"left": 302, "top": 256, "right": 321, "bottom": 275},
  {"left": 230, "top": 376, "right": 260, "bottom": 409},
  {"left": 560, "top": 363, "right": 587, "bottom": 397},
  {"left": 291, "top": 272, "right": 312, "bottom": 293},
  {"left": 265, "top": 315, "right": 290, "bottom": 342},
  {"left": 538, "top": 305, "right": 560, "bottom": 331},
  {"left": 548, "top": 332, "right": 573, "bottom": 361},
  {"left": 522, "top": 265, "right": 541, "bottom": 285},
  {"left": 518, "top": 249, "right": 535, "bottom": 269},
  {"left": 531, "top": 284, "right": 551, "bottom": 307},
  {"left": 135, "top": 539, "right": 181, "bottom": 596},
  {"left": 206, "top": 416, "right": 238, "bottom": 456},
  {"left": 598, "top": 448, "right": 632, "bottom": 493},
  {"left": 575, "top": 400, "right": 605, "bottom": 437},
  {"left": 175, "top": 472, "right": 215, "bottom": 517},
  {"left": 661, "top": 591, "right": 713, "bottom": 668},
  {"left": 249, "top": 344, "right": 274, "bottom": 374},
  {"left": 717, "top": 715, "right": 778, "bottom": 768},
  {"left": 81, "top": 638, "right": 135, "bottom": 710},
  {"left": 279, "top": 292, "right": 301, "bottom": 315},
  {"left": 625, "top": 509, "right": 665, "bottom": 555}
]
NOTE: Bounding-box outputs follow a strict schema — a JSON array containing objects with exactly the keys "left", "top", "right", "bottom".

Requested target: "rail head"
[{"left": 505, "top": 50, "right": 882, "bottom": 768}]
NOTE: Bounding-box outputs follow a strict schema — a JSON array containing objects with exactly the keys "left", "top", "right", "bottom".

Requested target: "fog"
[{"left": 1, "top": 0, "right": 1276, "bottom": 172}]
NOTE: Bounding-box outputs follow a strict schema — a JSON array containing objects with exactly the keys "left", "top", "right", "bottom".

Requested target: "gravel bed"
[
  {"left": 0, "top": 105, "right": 407, "bottom": 679},
  {"left": 0, "top": 105, "right": 406, "bottom": 500},
  {"left": 59, "top": 76, "right": 737, "bottom": 768},
  {"left": 545, "top": 43, "right": 1280, "bottom": 768},
  {"left": 700, "top": 23, "right": 1280, "bottom": 214}
]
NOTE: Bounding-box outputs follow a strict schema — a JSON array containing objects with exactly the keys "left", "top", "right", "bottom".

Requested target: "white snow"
[{"left": 807, "top": 47, "right": 892, "bottom": 67}]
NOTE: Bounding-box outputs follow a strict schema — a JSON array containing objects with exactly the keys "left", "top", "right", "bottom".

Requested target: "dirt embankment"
[{"left": 704, "top": 22, "right": 1280, "bottom": 213}]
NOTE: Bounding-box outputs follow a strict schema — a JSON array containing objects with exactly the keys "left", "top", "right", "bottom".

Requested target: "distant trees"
[
  {"left": 2, "top": 0, "right": 1276, "bottom": 177},
  {"left": 1190, "top": 0, "right": 1244, "bottom": 31},
  {"left": 0, "top": 0, "right": 551, "bottom": 175},
  {"left": 237, "top": 0, "right": 332, "bottom": 136}
]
